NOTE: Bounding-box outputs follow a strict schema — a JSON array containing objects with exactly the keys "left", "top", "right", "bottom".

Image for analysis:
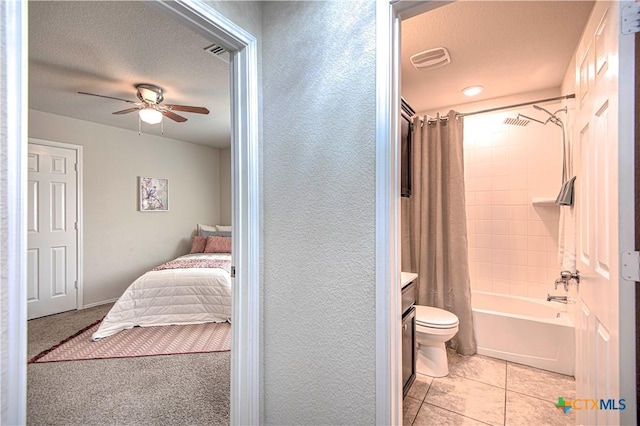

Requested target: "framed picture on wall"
[{"left": 139, "top": 177, "right": 169, "bottom": 212}]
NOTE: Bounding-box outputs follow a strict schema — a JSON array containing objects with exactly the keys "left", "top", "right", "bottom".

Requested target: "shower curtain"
[{"left": 401, "top": 110, "right": 476, "bottom": 355}]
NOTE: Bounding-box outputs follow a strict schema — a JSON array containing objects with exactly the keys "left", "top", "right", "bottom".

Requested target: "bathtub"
[{"left": 472, "top": 290, "right": 575, "bottom": 376}]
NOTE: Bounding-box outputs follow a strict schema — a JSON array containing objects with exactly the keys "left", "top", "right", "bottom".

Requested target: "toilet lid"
[{"left": 415, "top": 305, "right": 459, "bottom": 329}]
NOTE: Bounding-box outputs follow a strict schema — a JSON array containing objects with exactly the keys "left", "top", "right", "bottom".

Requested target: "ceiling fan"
[{"left": 78, "top": 83, "right": 209, "bottom": 124}]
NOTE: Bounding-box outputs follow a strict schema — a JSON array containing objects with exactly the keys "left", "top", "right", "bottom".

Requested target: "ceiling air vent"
[
  {"left": 410, "top": 47, "right": 451, "bottom": 71},
  {"left": 204, "top": 43, "right": 230, "bottom": 63}
]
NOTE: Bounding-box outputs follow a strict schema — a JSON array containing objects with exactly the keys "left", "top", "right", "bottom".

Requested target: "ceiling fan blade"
[
  {"left": 112, "top": 107, "right": 140, "bottom": 115},
  {"left": 164, "top": 104, "right": 210, "bottom": 114},
  {"left": 78, "top": 91, "right": 137, "bottom": 104},
  {"left": 162, "top": 110, "right": 187, "bottom": 123}
]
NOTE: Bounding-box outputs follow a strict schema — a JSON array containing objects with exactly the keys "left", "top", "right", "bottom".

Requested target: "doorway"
[
  {"left": 2, "top": 1, "right": 259, "bottom": 424},
  {"left": 382, "top": 1, "right": 635, "bottom": 419}
]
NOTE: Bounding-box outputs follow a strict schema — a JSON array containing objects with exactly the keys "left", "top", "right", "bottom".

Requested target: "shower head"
[
  {"left": 517, "top": 113, "right": 546, "bottom": 125},
  {"left": 504, "top": 116, "right": 529, "bottom": 126},
  {"left": 532, "top": 104, "right": 566, "bottom": 128},
  {"left": 533, "top": 104, "right": 554, "bottom": 117}
]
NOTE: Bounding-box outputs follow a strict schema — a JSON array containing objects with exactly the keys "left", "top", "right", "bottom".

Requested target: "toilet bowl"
[{"left": 414, "top": 305, "right": 459, "bottom": 377}]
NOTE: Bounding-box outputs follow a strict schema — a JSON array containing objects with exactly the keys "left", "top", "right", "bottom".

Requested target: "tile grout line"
[
  {"left": 506, "top": 388, "right": 570, "bottom": 405},
  {"left": 410, "top": 377, "right": 433, "bottom": 425},
  {"left": 504, "top": 361, "right": 508, "bottom": 426},
  {"left": 420, "top": 402, "right": 494, "bottom": 426},
  {"left": 443, "top": 373, "right": 506, "bottom": 391}
]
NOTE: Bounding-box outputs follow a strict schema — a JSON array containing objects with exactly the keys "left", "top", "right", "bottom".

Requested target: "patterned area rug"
[{"left": 29, "top": 319, "right": 231, "bottom": 363}]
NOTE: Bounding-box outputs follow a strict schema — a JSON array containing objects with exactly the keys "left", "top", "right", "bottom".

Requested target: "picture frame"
[{"left": 139, "top": 176, "right": 169, "bottom": 212}]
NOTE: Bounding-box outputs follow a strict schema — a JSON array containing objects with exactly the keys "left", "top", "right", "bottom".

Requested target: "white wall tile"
[
  {"left": 492, "top": 206, "right": 510, "bottom": 220},
  {"left": 508, "top": 174, "right": 527, "bottom": 190},
  {"left": 509, "top": 205, "right": 529, "bottom": 220},
  {"left": 492, "top": 249, "right": 510, "bottom": 264},
  {"left": 476, "top": 234, "right": 492, "bottom": 249},
  {"left": 509, "top": 265, "right": 528, "bottom": 282},
  {"left": 477, "top": 249, "right": 492, "bottom": 263},
  {"left": 491, "top": 220, "right": 510, "bottom": 235},
  {"left": 509, "top": 220, "right": 528, "bottom": 236},
  {"left": 491, "top": 176, "right": 510, "bottom": 191},
  {"left": 477, "top": 205, "right": 492, "bottom": 220},
  {"left": 492, "top": 131, "right": 508, "bottom": 147},
  {"left": 527, "top": 220, "right": 548, "bottom": 236},
  {"left": 476, "top": 220, "right": 492, "bottom": 234},
  {"left": 509, "top": 250, "right": 528, "bottom": 266},
  {"left": 508, "top": 190, "right": 528, "bottom": 205},
  {"left": 528, "top": 236, "right": 547, "bottom": 252},
  {"left": 508, "top": 160, "right": 527, "bottom": 175},
  {"left": 527, "top": 251, "right": 547, "bottom": 266},
  {"left": 509, "top": 281, "right": 529, "bottom": 297},
  {"left": 492, "top": 235, "right": 509, "bottom": 249},
  {"left": 477, "top": 262, "right": 493, "bottom": 278},
  {"left": 464, "top": 106, "right": 562, "bottom": 299},
  {"left": 509, "top": 235, "right": 528, "bottom": 251},
  {"left": 492, "top": 280, "right": 510, "bottom": 294}
]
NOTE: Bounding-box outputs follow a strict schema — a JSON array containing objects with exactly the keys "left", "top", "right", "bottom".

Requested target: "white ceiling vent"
[
  {"left": 204, "top": 43, "right": 230, "bottom": 63},
  {"left": 410, "top": 47, "right": 451, "bottom": 71}
]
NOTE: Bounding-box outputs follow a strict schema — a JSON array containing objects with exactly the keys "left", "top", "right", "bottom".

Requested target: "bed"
[{"left": 92, "top": 238, "right": 232, "bottom": 341}]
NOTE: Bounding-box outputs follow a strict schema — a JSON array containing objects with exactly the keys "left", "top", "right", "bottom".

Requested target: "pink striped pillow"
[
  {"left": 190, "top": 236, "right": 207, "bottom": 253},
  {"left": 204, "top": 236, "right": 232, "bottom": 253}
]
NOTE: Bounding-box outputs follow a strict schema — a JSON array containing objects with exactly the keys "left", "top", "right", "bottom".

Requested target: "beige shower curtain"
[{"left": 401, "top": 110, "right": 476, "bottom": 355}]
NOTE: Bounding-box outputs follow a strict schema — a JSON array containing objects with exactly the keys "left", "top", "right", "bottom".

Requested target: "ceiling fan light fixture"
[{"left": 139, "top": 107, "right": 163, "bottom": 124}]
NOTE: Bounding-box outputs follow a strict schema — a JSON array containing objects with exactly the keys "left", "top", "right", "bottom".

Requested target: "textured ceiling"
[
  {"left": 402, "top": 1, "right": 595, "bottom": 114},
  {"left": 29, "top": 1, "right": 231, "bottom": 148},
  {"left": 29, "top": 1, "right": 595, "bottom": 146}
]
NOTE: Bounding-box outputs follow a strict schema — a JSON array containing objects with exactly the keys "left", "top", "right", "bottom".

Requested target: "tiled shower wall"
[{"left": 463, "top": 106, "right": 565, "bottom": 299}]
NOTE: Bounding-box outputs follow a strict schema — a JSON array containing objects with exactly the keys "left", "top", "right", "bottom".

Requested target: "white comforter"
[{"left": 92, "top": 253, "right": 232, "bottom": 341}]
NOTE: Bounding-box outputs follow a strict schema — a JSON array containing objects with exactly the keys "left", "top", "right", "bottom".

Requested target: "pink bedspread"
[{"left": 152, "top": 257, "right": 231, "bottom": 274}]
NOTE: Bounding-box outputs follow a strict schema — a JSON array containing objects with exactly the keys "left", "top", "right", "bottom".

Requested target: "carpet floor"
[{"left": 27, "top": 304, "right": 230, "bottom": 425}]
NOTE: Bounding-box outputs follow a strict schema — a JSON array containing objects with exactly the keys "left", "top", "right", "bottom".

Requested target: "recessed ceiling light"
[{"left": 462, "top": 86, "right": 483, "bottom": 97}]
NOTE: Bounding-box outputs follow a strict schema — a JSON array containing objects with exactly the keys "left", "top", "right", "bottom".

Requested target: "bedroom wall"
[
  {"left": 219, "top": 148, "right": 231, "bottom": 225},
  {"left": 29, "top": 110, "right": 225, "bottom": 306},
  {"left": 205, "top": 0, "right": 263, "bottom": 231},
  {"left": 261, "top": 1, "right": 377, "bottom": 424}
]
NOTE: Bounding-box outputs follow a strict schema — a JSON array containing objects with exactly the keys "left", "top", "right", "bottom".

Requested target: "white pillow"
[
  {"left": 197, "top": 224, "right": 217, "bottom": 236},
  {"left": 216, "top": 225, "right": 232, "bottom": 232}
]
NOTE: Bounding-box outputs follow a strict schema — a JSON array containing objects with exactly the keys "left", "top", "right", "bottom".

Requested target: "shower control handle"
[{"left": 560, "top": 270, "right": 580, "bottom": 284}]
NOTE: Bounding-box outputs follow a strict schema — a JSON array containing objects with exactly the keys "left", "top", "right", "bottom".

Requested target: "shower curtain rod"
[
  {"left": 419, "top": 94, "right": 576, "bottom": 124},
  {"left": 458, "top": 94, "right": 576, "bottom": 117}
]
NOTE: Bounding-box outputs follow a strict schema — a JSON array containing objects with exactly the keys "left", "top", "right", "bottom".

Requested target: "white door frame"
[
  {"left": 2, "top": 1, "right": 260, "bottom": 424},
  {"left": 375, "top": 1, "right": 452, "bottom": 424},
  {"left": 2, "top": 0, "right": 28, "bottom": 423},
  {"left": 149, "top": 2, "right": 261, "bottom": 425},
  {"left": 28, "top": 138, "right": 84, "bottom": 314},
  {"left": 377, "top": 1, "right": 635, "bottom": 424}
]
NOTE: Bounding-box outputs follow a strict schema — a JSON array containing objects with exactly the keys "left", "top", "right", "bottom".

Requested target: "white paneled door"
[
  {"left": 574, "top": 2, "right": 635, "bottom": 425},
  {"left": 27, "top": 143, "right": 78, "bottom": 319}
]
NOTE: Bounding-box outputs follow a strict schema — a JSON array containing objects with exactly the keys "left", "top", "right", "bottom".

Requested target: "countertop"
[{"left": 401, "top": 272, "right": 418, "bottom": 289}]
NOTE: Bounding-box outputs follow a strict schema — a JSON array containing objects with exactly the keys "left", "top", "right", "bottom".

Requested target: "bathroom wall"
[{"left": 463, "top": 102, "right": 565, "bottom": 299}]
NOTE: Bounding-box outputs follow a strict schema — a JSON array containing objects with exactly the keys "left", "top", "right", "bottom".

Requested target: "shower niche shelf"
[{"left": 531, "top": 197, "right": 559, "bottom": 206}]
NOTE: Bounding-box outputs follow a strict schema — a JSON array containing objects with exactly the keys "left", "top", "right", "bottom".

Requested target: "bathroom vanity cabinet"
[{"left": 401, "top": 273, "right": 417, "bottom": 397}]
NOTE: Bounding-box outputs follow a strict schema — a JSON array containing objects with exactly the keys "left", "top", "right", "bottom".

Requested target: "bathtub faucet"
[
  {"left": 546, "top": 294, "right": 568, "bottom": 304},
  {"left": 554, "top": 278, "right": 569, "bottom": 292}
]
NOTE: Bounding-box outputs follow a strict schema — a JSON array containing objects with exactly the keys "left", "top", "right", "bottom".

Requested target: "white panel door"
[
  {"left": 573, "top": 2, "right": 635, "bottom": 424},
  {"left": 27, "top": 143, "right": 78, "bottom": 319}
]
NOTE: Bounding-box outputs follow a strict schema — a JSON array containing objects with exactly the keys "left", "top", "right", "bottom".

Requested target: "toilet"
[{"left": 414, "top": 305, "right": 459, "bottom": 377}]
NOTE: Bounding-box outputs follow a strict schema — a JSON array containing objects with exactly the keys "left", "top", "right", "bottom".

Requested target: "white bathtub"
[{"left": 472, "top": 290, "right": 575, "bottom": 376}]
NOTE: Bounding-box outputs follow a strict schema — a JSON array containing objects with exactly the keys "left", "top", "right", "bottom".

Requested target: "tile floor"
[{"left": 404, "top": 350, "right": 576, "bottom": 426}]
